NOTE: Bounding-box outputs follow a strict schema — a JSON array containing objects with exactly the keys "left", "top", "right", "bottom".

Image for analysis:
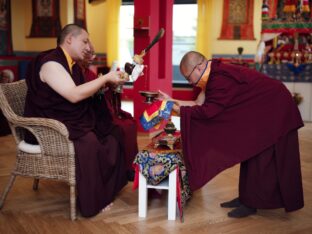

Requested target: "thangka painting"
[
  {"left": 0, "top": 0, "right": 13, "bottom": 55},
  {"left": 219, "top": 0, "right": 255, "bottom": 40},
  {"left": 74, "top": 0, "right": 87, "bottom": 29},
  {"left": 29, "top": 0, "right": 62, "bottom": 37}
]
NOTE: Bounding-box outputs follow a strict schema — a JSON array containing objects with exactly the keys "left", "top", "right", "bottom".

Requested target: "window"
[
  {"left": 118, "top": 4, "right": 134, "bottom": 71},
  {"left": 172, "top": 3, "right": 197, "bottom": 84},
  {"left": 118, "top": 1, "right": 197, "bottom": 84}
]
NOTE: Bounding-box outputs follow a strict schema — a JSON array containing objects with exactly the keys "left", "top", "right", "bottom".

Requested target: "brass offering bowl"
[
  {"left": 164, "top": 120, "right": 176, "bottom": 135},
  {"left": 139, "top": 91, "right": 158, "bottom": 104}
]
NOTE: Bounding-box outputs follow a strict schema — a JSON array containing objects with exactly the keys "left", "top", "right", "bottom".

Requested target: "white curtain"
[{"left": 255, "top": 33, "right": 281, "bottom": 63}]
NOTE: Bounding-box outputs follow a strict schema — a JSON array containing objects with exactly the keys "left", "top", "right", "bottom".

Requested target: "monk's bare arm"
[
  {"left": 158, "top": 90, "right": 205, "bottom": 115},
  {"left": 40, "top": 61, "right": 125, "bottom": 103},
  {"left": 158, "top": 90, "right": 205, "bottom": 106}
]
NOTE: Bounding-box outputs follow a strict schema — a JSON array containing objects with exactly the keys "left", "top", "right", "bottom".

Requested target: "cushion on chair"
[{"left": 18, "top": 140, "right": 41, "bottom": 154}]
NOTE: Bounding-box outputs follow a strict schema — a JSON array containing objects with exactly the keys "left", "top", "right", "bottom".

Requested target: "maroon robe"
[
  {"left": 105, "top": 90, "right": 138, "bottom": 173},
  {"left": 180, "top": 59, "right": 304, "bottom": 211},
  {"left": 0, "top": 111, "right": 11, "bottom": 136},
  {"left": 24, "top": 47, "right": 127, "bottom": 217},
  {"left": 84, "top": 69, "right": 138, "bottom": 173}
]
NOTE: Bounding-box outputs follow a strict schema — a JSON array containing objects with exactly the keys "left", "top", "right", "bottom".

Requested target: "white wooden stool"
[{"left": 138, "top": 168, "right": 177, "bottom": 220}]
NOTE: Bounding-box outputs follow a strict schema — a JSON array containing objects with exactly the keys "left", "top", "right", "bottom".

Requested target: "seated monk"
[{"left": 24, "top": 24, "right": 129, "bottom": 217}]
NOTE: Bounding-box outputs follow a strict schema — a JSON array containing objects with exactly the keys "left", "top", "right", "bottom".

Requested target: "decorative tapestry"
[
  {"left": 219, "top": 0, "right": 255, "bottom": 40},
  {"left": 29, "top": 0, "right": 62, "bottom": 37}
]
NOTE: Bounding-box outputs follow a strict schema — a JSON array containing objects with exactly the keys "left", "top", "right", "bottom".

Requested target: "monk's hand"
[
  {"left": 133, "top": 52, "right": 145, "bottom": 64},
  {"left": 121, "top": 72, "right": 130, "bottom": 82},
  {"left": 157, "top": 90, "right": 171, "bottom": 101},
  {"left": 106, "top": 71, "right": 128, "bottom": 85},
  {"left": 172, "top": 103, "right": 180, "bottom": 116}
]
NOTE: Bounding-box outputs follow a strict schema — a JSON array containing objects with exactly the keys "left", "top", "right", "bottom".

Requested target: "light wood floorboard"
[{"left": 0, "top": 123, "right": 311, "bottom": 234}]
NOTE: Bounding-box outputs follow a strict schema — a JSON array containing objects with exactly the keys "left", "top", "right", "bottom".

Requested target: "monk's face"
[
  {"left": 69, "top": 30, "right": 91, "bottom": 61},
  {"left": 183, "top": 57, "right": 207, "bottom": 85}
]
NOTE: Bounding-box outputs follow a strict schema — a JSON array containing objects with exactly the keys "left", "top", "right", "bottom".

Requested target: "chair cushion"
[{"left": 18, "top": 140, "right": 41, "bottom": 154}]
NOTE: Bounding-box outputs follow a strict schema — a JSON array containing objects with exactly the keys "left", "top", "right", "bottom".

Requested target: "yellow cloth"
[
  {"left": 61, "top": 48, "right": 75, "bottom": 74},
  {"left": 106, "top": 0, "right": 121, "bottom": 66},
  {"left": 302, "top": 5, "right": 310, "bottom": 12},
  {"left": 196, "top": 62, "right": 210, "bottom": 90},
  {"left": 196, "top": 0, "right": 213, "bottom": 58},
  {"left": 283, "top": 5, "right": 296, "bottom": 13}
]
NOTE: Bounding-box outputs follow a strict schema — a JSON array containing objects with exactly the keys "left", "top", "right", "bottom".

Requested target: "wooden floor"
[{"left": 0, "top": 123, "right": 311, "bottom": 234}]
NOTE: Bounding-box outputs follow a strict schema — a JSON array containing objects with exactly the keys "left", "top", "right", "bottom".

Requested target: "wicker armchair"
[{"left": 0, "top": 80, "right": 76, "bottom": 220}]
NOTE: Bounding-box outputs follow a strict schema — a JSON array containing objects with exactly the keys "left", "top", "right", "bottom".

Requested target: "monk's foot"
[
  {"left": 102, "top": 202, "right": 114, "bottom": 212},
  {"left": 227, "top": 205, "right": 257, "bottom": 218},
  {"left": 220, "top": 197, "right": 241, "bottom": 208}
]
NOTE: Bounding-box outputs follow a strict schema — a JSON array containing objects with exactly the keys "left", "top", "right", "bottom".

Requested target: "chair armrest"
[
  {"left": 10, "top": 115, "right": 69, "bottom": 137},
  {"left": 9, "top": 115, "right": 75, "bottom": 157}
]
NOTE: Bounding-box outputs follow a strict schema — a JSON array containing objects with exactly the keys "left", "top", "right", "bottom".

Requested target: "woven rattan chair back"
[
  {"left": 0, "top": 80, "right": 77, "bottom": 220},
  {"left": 0, "top": 80, "right": 27, "bottom": 142},
  {"left": 0, "top": 80, "right": 26, "bottom": 117}
]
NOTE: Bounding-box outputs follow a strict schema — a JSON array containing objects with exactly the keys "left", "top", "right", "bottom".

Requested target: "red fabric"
[
  {"left": 180, "top": 59, "right": 303, "bottom": 210},
  {"left": 176, "top": 166, "right": 183, "bottom": 222},
  {"left": 84, "top": 68, "right": 97, "bottom": 82},
  {"left": 145, "top": 100, "right": 163, "bottom": 116},
  {"left": 132, "top": 164, "right": 140, "bottom": 190}
]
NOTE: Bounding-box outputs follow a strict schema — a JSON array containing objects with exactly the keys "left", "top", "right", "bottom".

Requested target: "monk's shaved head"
[
  {"left": 180, "top": 51, "right": 205, "bottom": 77},
  {"left": 57, "top": 24, "right": 86, "bottom": 46}
]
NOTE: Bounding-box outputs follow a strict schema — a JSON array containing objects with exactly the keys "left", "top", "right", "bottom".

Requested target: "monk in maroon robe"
[
  {"left": 80, "top": 49, "right": 138, "bottom": 181},
  {"left": 24, "top": 24, "right": 128, "bottom": 217},
  {"left": 158, "top": 51, "right": 304, "bottom": 218}
]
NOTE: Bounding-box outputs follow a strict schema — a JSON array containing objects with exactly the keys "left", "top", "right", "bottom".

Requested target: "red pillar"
[{"left": 133, "top": 0, "right": 173, "bottom": 133}]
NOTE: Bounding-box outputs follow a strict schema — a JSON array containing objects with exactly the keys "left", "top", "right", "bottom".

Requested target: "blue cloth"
[{"left": 140, "top": 101, "right": 174, "bottom": 131}]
